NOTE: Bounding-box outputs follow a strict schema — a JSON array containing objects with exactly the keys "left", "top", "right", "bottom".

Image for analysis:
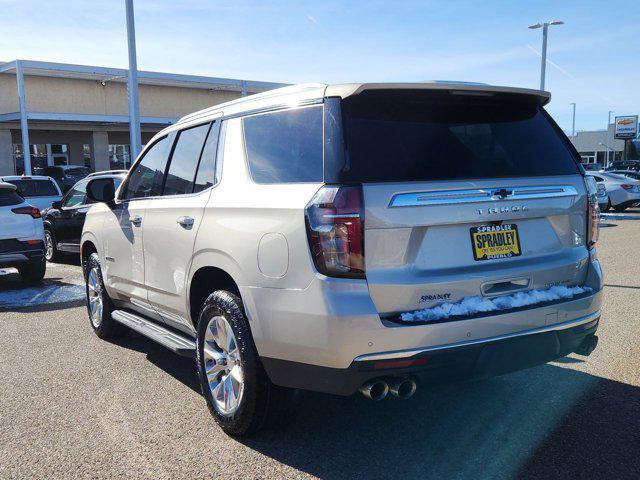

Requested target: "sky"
[{"left": 0, "top": 0, "right": 638, "bottom": 132}]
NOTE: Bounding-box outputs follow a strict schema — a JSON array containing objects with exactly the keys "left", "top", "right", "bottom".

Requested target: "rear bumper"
[
  {"left": 0, "top": 240, "right": 45, "bottom": 268},
  {"left": 244, "top": 253, "right": 603, "bottom": 395},
  {"left": 262, "top": 311, "right": 600, "bottom": 395}
]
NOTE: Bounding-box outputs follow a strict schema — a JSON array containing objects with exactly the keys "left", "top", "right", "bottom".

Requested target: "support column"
[
  {"left": 91, "top": 131, "right": 110, "bottom": 172},
  {"left": 68, "top": 142, "right": 86, "bottom": 167},
  {"left": 0, "top": 130, "right": 14, "bottom": 175},
  {"left": 16, "top": 60, "right": 31, "bottom": 175}
]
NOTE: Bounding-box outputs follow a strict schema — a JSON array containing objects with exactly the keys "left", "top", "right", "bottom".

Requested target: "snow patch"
[
  {"left": 0, "top": 283, "right": 85, "bottom": 309},
  {"left": 400, "top": 285, "right": 592, "bottom": 322}
]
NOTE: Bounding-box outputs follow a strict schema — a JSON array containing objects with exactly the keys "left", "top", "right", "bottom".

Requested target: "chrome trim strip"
[
  {"left": 354, "top": 308, "right": 601, "bottom": 362},
  {"left": 389, "top": 185, "right": 579, "bottom": 207}
]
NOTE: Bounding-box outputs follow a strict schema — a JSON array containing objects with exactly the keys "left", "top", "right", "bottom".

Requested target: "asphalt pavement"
[{"left": 0, "top": 210, "right": 639, "bottom": 479}]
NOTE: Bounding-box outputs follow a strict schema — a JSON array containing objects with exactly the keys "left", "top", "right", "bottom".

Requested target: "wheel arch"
[
  {"left": 188, "top": 265, "right": 243, "bottom": 329},
  {"left": 80, "top": 237, "right": 98, "bottom": 275}
]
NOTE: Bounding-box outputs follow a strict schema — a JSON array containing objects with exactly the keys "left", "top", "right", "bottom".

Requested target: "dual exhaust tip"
[{"left": 359, "top": 377, "right": 417, "bottom": 401}]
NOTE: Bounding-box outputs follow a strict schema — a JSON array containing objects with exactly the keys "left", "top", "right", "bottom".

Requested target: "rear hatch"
[
  {"left": 335, "top": 89, "right": 589, "bottom": 316},
  {"left": 5, "top": 178, "right": 61, "bottom": 211},
  {"left": 0, "top": 184, "right": 38, "bottom": 240}
]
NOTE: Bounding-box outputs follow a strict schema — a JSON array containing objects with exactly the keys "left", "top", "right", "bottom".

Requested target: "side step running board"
[{"left": 111, "top": 310, "right": 196, "bottom": 358}]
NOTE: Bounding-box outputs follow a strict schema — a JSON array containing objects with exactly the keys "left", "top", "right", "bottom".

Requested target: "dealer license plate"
[{"left": 470, "top": 224, "right": 521, "bottom": 261}]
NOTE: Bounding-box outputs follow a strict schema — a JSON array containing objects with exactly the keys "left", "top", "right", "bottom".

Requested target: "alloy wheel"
[
  {"left": 87, "top": 267, "right": 103, "bottom": 328},
  {"left": 203, "top": 315, "right": 244, "bottom": 416},
  {"left": 45, "top": 231, "right": 54, "bottom": 261}
]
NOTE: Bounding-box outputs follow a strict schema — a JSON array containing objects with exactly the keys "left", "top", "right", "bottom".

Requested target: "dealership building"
[
  {"left": 0, "top": 59, "right": 285, "bottom": 175},
  {"left": 569, "top": 125, "right": 626, "bottom": 166}
]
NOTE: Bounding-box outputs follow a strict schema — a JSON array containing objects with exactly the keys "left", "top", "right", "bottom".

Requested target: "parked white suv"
[
  {"left": 0, "top": 175, "right": 63, "bottom": 211},
  {"left": 0, "top": 181, "right": 46, "bottom": 281},
  {"left": 81, "top": 83, "right": 603, "bottom": 435}
]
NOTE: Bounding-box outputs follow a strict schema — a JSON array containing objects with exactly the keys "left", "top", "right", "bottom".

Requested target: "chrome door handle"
[
  {"left": 130, "top": 215, "right": 142, "bottom": 227},
  {"left": 177, "top": 216, "right": 195, "bottom": 229}
]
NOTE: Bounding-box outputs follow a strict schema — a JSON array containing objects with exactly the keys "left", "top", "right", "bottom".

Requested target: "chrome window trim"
[
  {"left": 389, "top": 185, "right": 579, "bottom": 208},
  {"left": 116, "top": 120, "right": 225, "bottom": 205},
  {"left": 354, "top": 308, "right": 600, "bottom": 363}
]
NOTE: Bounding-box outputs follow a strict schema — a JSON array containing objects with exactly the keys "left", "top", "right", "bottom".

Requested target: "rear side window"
[
  {"left": 0, "top": 189, "right": 23, "bottom": 206},
  {"left": 124, "top": 136, "right": 170, "bottom": 199},
  {"left": 336, "top": 91, "right": 580, "bottom": 183},
  {"left": 164, "top": 123, "right": 211, "bottom": 196},
  {"left": 8, "top": 179, "right": 59, "bottom": 197},
  {"left": 242, "top": 106, "right": 323, "bottom": 183}
]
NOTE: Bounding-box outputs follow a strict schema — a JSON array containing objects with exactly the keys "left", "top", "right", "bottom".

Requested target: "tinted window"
[
  {"left": 124, "top": 137, "right": 170, "bottom": 199},
  {"left": 8, "top": 179, "right": 59, "bottom": 197},
  {"left": 0, "top": 189, "right": 23, "bottom": 206},
  {"left": 194, "top": 122, "right": 221, "bottom": 193},
  {"left": 65, "top": 167, "right": 90, "bottom": 177},
  {"left": 336, "top": 91, "right": 580, "bottom": 183},
  {"left": 62, "top": 181, "right": 87, "bottom": 207},
  {"left": 42, "top": 167, "right": 63, "bottom": 179},
  {"left": 164, "top": 123, "right": 211, "bottom": 196},
  {"left": 243, "top": 106, "right": 323, "bottom": 183}
]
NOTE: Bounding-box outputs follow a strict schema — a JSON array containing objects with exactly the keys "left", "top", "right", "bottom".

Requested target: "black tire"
[
  {"left": 196, "top": 290, "right": 287, "bottom": 436},
  {"left": 85, "top": 253, "right": 125, "bottom": 339},
  {"left": 18, "top": 257, "right": 46, "bottom": 283},
  {"left": 604, "top": 199, "right": 612, "bottom": 212},
  {"left": 613, "top": 204, "right": 627, "bottom": 212},
  {"left": 44, "top": 228, "right": 62, "bottom": 263}
]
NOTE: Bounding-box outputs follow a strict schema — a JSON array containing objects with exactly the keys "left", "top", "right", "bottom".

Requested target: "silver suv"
[{"left": 81, "top": 83, "right": 603, "bottom": 435}]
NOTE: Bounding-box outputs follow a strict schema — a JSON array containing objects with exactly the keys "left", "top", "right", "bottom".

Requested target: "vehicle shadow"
[
  {"left": 108, "top": 330, "right": 639, "bottom": 479},
  {"left": 48, "top": 255, "right": 82, "bottom": 267},
  {"left": 236, "top": 366, "right": 638, "bottom": 480},
  {"left": 109, "top": 332, "right": 201, "bottom": 393}
]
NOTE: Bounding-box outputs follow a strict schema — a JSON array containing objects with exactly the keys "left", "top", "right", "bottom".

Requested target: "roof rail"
[
  {"left": 178, "top": 83, "right": 326, "bottom": 124},
  {"left": 88, "top": 169, "right": 128, "bottom": 177}
]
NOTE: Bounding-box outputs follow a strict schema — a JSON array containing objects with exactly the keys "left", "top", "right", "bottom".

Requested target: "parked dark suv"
[
  {"left": 36, "top": 165, "right": 91, "bottom": 193},
  {"left": 42, "top": 171, "right": 125, "bottom": 262}
]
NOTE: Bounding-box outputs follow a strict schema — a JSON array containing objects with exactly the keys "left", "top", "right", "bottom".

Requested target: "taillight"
[
  {"left": 11, "top": 206, "right": 41, "bottom": 219},
  {"left": 305, "top": 185, "right": 365, "bottom": 279},
  {"left": 584, "top": 176, "right": 599, "bottom": 249},
  {"left": 620, "top": 184, "right": 634, "bottom": 190}
]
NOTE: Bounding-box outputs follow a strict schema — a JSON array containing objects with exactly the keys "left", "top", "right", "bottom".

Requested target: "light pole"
[
  {"left": 570, "top": 102, "right": 576, "bottom": 137},
  {"left": 607, "top": 111, "right": 614, "bottom": 166},
  {"left": 125, "top": 0, "right": 142, "bottom": 163},
  {"left": 599, "top": 142, "right": 613, "bottom": 168},
  {"left": 528, "top": 20, "right": 564, "bottom": 90}
]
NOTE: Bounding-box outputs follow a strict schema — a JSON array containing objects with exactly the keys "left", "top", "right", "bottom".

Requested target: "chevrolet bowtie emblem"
[{"left": 492, "top": 188, "right": 513, "bottom": 199}]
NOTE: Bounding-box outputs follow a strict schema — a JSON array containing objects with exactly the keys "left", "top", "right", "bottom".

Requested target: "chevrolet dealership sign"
[{"left": 614, "top": 115, "right": 638, "bottom": 139}]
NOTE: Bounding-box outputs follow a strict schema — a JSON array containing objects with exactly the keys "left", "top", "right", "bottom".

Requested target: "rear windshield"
[
  {"left": 336, "top": 90, "right": 580, "bottom": 183},
  {"left": 8, "top": 179, "right": 59, "bottom": 197},
  {"left": 0, "top": 189, "right": 23, "bottom": 206}
]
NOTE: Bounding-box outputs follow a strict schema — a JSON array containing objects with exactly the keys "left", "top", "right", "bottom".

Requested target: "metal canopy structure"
[{"left": 0, "top": 59, "right": 286, "bottom": 174}]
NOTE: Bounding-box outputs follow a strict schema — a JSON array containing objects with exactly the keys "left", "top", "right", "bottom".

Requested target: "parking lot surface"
[{"left": 1, "top": 211, "right": 639, "bottom": 480}]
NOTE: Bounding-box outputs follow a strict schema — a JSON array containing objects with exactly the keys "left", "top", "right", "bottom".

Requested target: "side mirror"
[
  {"left": 86, "top": 178, "right": 116, "bottom": 205},
  {"left": 51, "top": 201, "right": 62, "bottom": 209}
]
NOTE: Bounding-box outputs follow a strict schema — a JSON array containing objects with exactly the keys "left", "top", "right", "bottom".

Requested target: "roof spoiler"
[{"left": 325, "top": 83, "right": 551, "bottom": 106}]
